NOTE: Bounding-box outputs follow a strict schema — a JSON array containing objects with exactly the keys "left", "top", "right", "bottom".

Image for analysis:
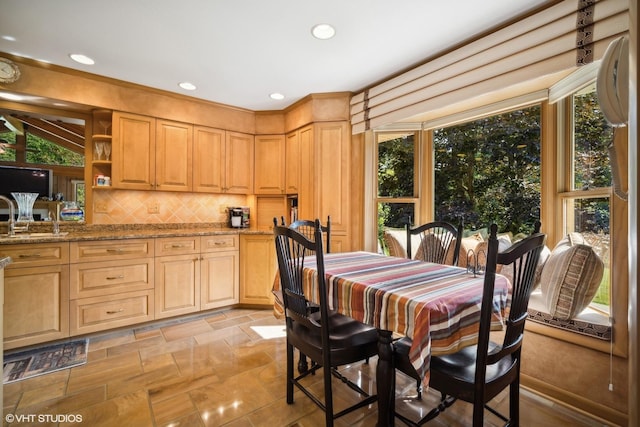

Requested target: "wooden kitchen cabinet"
[
  {"left": 193, "top": 125, "right": 225, "bottom": 193},
  {"left": 155, "top": 119, "right": 193, "bottom": 192},
  {"left": 112, "top": 112, "right": 193, "bottom": 192},
  {"left": 112, "top": 111, "right": 156, "bottom": 190},
  {"left": 225, "top": 131, "right": 255, "bottom": 194},
  {"left": 239, "top": 234, "right": 276, "bottom": 305},
  {"left": 1, "top": 242, "right": 70, "bottom": 350},
  {"left": 69, "top": 239, "right": 155, "bottom": 335},
  {"left": 290, "top": 121, "right": 351, "bottom": 251},
  {"left": 154, "top": 236, "right": 201, "bottom": 319},
  {"left": 254, "top": 134, "right": 285, "bottom": 194},
  {"left": 200, "top": 235, "right": 239, "bottom": 309},
  {"left": 285, "top": 125, "right": 310, "bottom": 194}
]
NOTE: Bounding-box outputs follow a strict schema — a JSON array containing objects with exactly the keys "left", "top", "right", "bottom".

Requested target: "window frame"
[
  {"left": 364, "top": 88, "right": 628, "bottom": 356},
  {"left": 373, "top": 130, "right": 427, "bottom": 229}
]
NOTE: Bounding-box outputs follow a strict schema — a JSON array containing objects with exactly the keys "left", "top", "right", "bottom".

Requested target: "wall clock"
[{"left": 0, "top": 57, "right": 21, "bottom": 84}]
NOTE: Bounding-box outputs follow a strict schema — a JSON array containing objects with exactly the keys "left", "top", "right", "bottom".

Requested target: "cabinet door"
[
  {"left": 155, "top": 254, "right": 200, "bottom": 318},
  {"left": 240, "top": 235, "right": 276, "bottom": 305},
  {"left": 4, "top": 265, "right": 70, "bottom": 350},
  {"left": 297, "top": 125, "right": 315, "bottom": 220},
  {"left": 316, "top": 122, "right": 350, "bottom": 239},
  {"left": 201, "top": 250, "right": 239, "bottom": 309},
  {"left": 225, "top": 131, "right": 254, "bottom": 194},
  {"left": 193, "top": 126, "right": 225, "bottom": 193},
  {"left": 285, "top": 131, "right": 300, "bottom": 194},
  {"left": 156, "top": 119, "right": 193, "bottom": 192},
  {"left": 254, "top": 134, "right": 285, "bottom": 195},
  {"left": 112, "top": 111, "right": 155, "bottom": 190}
]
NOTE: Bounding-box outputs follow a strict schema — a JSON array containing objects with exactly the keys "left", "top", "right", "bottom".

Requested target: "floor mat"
[{"left": 3, "top": 340, "right": 88, "bottom": 384}]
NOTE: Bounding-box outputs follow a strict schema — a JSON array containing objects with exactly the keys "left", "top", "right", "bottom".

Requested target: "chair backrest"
[
  {"left": 281, "top": 215, "right": 331, "bottom": 253},
  {"left": 273, "top": 219, "right": 329, "bottom": 337},
  {"left": 475, "top": 222, "right": 545, "bottom": 386},
  {"left": 406, "top": 220, "right": 463, "bottom": 265}
]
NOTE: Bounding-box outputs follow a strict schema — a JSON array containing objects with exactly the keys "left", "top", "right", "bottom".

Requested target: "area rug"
[{"left": 3, "top": 339, "right": 88, "bottom": 384}]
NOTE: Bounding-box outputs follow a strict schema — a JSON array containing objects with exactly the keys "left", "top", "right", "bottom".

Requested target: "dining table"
[{"left": 274, "top": 250, "right": 511, "bottom": 426}]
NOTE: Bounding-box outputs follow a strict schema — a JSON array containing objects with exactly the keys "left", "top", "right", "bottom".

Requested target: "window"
[
  {"left": 376, "top": 131, "right": 419, "bottom": 251},
  {"left": 561, "top": 84, "right": 613, "bottom": 315},
  {"left": 433, "top": 105, "right": 542, "bottom": 234}
]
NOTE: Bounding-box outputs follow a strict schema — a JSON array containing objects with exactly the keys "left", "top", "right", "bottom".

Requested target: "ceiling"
[{"left": 0, "top": 0, "right": 551, "bottom": 112}]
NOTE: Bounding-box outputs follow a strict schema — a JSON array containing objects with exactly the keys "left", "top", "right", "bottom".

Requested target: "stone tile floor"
[{"left": 3, "top": 308, "right": 606, "bottom": 426}]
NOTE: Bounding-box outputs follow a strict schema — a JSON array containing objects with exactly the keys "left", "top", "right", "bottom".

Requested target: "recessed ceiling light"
[
  {"left": 179, "top": 82, "right": 197, "bottom": 91},
  {"left": 311, "top": 23, "right": 336, "bottom": 40},
  {"left": 69, "top": 54, "right": 95, "bottom": 65},
  {"left": 269, "top": 93, "right": 285, "bottom": 100},
  {"left": 1, "top": 35, "right": 17, "bottom": 42}
]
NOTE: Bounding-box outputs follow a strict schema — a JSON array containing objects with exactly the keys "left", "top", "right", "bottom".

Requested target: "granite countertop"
[
  {"left": 0, "top": 256, "right": 11, "bottom": 268},
  {"left": 0, "top": 222, "right": 273, "bottom": 245}
]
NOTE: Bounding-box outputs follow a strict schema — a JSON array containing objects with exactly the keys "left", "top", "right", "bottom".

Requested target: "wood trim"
[{"left": 522, "top": 375, "right": 627, "bottom": 426}]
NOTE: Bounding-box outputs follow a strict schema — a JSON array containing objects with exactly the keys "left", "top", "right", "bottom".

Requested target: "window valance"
[{"left": 350, "top": 0, "right": 629, "bottom": 134}]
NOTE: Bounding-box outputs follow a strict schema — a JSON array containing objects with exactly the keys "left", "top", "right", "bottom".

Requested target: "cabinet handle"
[
  {"left": 106, "top": 275, "right": 125, "bottom": 280},
  {"left": 171, "top": 244, "right": 187, "bottom": 248},
  {"left": 19, "top": 253, "right": 42, "bottom": 258},
  {"left": 213, "top": 241, "right": 226, "bottom": 246},
  {"left": 106, "top": 248, "right": 124, "bottom": 253},
  {"left": 106, "top": 308, "right": 124, "bottom": 314}
]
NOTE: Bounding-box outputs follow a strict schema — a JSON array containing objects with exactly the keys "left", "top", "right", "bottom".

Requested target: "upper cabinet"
[
  {"left": 193, "top": 126, "right": 225, "bottom": 193},
  {"left": 155, "top": 119, "right": 193, "bottom": 192},
  {"left": 254, "top": 134, "right": 285, "bottom": 195},
  {"left": 112, "top": 112, "right": 156, "bottom": 190},
  {"left": 285, "top": 127, "right": 310, "bottom": 195},
  {"left": 225, "top": 131, "right": 254, "bottom": 194},
  {"left": 112, "top": 112, "right": 253, "bottom": 194}
]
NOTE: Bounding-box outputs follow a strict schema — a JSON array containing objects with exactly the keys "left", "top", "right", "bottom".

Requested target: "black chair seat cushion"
[
  {"left": 289, "top": 310, "right": 379, "bottom": 366},
  {"left": 395, "top": 336, "right": 518, "bottom": 403}
]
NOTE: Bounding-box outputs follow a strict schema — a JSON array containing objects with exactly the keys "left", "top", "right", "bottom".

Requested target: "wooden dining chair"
[
  {"left": 394, "top": 222, "right": 545, "bottom": 427},
  {"left": 274, "top": 216, "right": 331, "bottom": 373},
  {"left": 287, "top": 215, "right": 331, "bottom": 254},
  {"left": 406, "top": 220, "right": 463, "bottom": 265},
  {"left": 273, "top": 219, "right": 378, "bottom": 427}
]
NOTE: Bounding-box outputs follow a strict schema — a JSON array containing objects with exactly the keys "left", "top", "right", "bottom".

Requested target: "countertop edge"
[{"left": 0, "top": 227, "right": 273, "bottom": 245}]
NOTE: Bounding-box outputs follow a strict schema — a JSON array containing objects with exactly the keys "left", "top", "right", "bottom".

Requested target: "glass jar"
[{"left": 60, "top": 201, "right": 84, "bottom": 221}]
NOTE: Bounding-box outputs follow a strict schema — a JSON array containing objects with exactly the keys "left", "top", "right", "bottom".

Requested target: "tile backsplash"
[{"left": 92, "top": 190, "right": 250, "bottom": 225}]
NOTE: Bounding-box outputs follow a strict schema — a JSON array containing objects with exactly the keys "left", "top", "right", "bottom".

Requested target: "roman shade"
[{"left": 350, "top": 0, "right": 629, "bottom": 134}]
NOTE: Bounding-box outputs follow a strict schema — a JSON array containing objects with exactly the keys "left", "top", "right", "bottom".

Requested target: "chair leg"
[
  {"left": 286, "top": 342, "right": 294, "bottom": 404},
  {"left": 472, "top": 399, "right": 484, "bottom": 427},
  {"left": 510, "top": 375, "right": 520, "bottom": 426},
  {"left": 323, "top": 364, "right": 334, "bottom": 427},
  {"left": 298, "top": 351, "right": 309, "bottom": 373}
]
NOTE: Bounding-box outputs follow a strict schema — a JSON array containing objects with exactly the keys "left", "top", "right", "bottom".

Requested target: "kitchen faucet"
[{"left": 0, "top": 194, "right": 16, "bottom": 236}]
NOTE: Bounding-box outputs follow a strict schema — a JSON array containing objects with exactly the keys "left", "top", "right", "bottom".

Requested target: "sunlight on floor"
[{"left": 250, "top": 325, "right": 287, "bottom": 339}]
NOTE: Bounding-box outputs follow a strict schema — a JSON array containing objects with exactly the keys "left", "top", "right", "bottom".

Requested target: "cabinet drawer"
[
  {"left": 0, "top": 242, "right": 70, "bottom": 268},
  {"left": 201, "top": 234, "right": 238, "bottom": 252},
  {"left": 155, "top": 236, "right": 200, "bottom": 256},
  {"left": 70, "top": 239, "right": 154, "bottom": 263},
  {"left": 70, "top": 290, "right": 154, "bottom": 335},
  {"left": 70, "top": 258, "right": 154, "bottom": 299}
]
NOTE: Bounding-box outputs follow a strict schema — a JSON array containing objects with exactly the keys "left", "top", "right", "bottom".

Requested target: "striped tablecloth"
[{"left": 292, "top": 251, "right": 511, "bottom": 383}]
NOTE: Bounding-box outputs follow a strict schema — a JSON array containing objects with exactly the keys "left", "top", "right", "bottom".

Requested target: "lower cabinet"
[
  {"left": 239, "top": 234, "right": 277, "bottom": 305},
  {"left": 201, "top": 235, "right": 239, "bottom": 309},
  {"left": 155, "top": 235, "right": 240, "bottom": 318},
  {"left": 154, "top": 236, "right": 201, "bottom": 319},
  {"left": 4, "top": 264, "right": 70, "bottom": 350},
  {"left": 1, "top": 232, "right": 255, "bottom": 349},
  {"left": 1, "top": 242, "right": 70, "bottom": 350},
  {"left": 69, "top": 239, "right": 155, "bottom": 335}
]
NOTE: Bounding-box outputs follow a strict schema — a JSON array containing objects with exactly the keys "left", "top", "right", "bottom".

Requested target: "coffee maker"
[{"left": 228, "top": 207, "right": 250, "bottom": 228}]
